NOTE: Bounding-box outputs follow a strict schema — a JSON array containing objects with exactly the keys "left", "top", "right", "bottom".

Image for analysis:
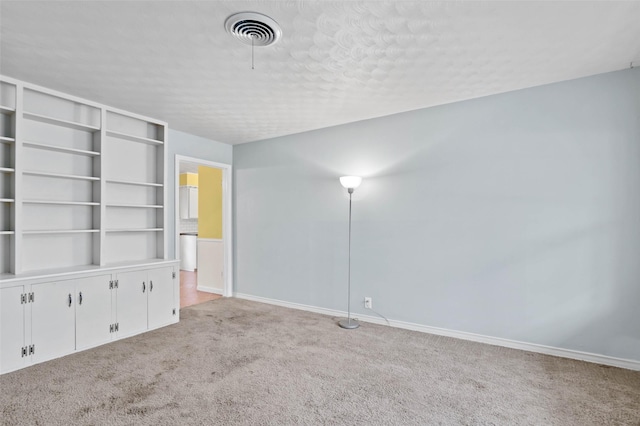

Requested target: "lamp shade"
[{"left": 339, "top": 176, "right": 362, "bottom": 189}]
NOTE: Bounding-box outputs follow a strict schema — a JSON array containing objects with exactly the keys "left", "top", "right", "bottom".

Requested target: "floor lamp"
[{"left": 338, "top": 176, "right": 362, "bottom": 330}]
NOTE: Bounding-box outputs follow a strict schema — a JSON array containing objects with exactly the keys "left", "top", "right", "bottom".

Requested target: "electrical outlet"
[{"left": 364, "top": 297, "right": 372, "bottom": 309}]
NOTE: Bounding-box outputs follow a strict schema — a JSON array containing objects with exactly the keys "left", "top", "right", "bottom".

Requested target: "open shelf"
[
  {"left": 23, "top": 141, "right": 100, "bottom": 157},
  {"left": 23, "top": 170, "right": 100, "bottom": 181},
  {"left": 106, "top": 203, "right": 163, "bottom": 209},
  {"left": 105, "top": 179, "right": 163, "bottom": 187},
  {"left": 0, "top": 198, "right": 15, "bottom": 203},
  {"left": 23, "top": 229, "right": 100, "bottom": 235},
  {"left": 0, "top": 167, "right": 15, "bottom": 173},
  {"left": 23, "top": 111, "right": 100, "bottom": 132},
  {"left": 23, "top": 200, "right": 99, "bottom": 206},
  {"left": 106, "top": 228, "right": 163, "bottom": 233},
  {"left": 0, "top": 105, "right": 15, "bottom": 115},
  {"left": 105, "top": 130, "right": 163, "bottom": 146},
  {"left": 0, "top": 136, "right": 15, "bottom": 143}
]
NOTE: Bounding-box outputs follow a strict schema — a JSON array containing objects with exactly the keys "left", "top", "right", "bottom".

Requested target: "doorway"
[{"left": 174, "top": 155, "right": 232, "bottom": 308}]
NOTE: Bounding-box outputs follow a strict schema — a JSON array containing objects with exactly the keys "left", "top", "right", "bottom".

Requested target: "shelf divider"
[
  {"left": 23, "top": 141, "right": 100, "bottom": 157},
  {"left": 106, "top": 228, "right": 164, "bottom": 233},
  {"left": 23, "top": 170, "right": 100, "bottom": 181},
  {"left": 23, "top": 229, "right": 100, "bottom": 235},
  {"left": 23, "top": 111, "right": 100, "bottom": 132},
  {"left": 105, "top": 179, "right": 163, "bottom": 187},
  {"left": 106, "top": 204, "right": 163, "bottom": 209},
  {"left": 23, "top": 200, "right": 100, "bottom": 206},
  {"left": 105, "top": 130, "right": 163, "bottom": 146}
]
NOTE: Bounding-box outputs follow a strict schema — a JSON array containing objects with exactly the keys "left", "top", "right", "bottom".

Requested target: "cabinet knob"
[
  {"left": 150, "top": 281, "right": 153, "bottom": 292},
  {"left": 68, "top": 293, "right": 72, "bottom": 307},
  {"left": 142, "top": 282, "right": 146, "bottom": 293},
  {"left": 79, "top": 292, "right": 83, "bottom": 305}
]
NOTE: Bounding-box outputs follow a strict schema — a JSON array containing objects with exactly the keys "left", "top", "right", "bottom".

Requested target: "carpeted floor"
[{"left": 1, "top": 298, "right": 639, "bottom": 425}]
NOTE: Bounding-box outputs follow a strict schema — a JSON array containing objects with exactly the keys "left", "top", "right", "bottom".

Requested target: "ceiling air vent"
[{"left": 224, "top": 12, "right": 282, "bottom": 47}]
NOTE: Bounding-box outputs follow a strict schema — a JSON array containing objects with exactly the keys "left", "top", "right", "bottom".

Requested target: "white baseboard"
[
  {"left": 234, "top": 293, "right": 640, "bottom": 371},
  {"left": 198, "top": 285, "right": 224, "bottom": 295}
]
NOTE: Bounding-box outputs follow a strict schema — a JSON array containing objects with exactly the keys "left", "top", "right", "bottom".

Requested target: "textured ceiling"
[{"left": 2, "top": 1, "right": 640, "bottom": 145}]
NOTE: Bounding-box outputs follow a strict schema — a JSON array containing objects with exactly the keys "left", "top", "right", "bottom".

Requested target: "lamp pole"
[{"left": 338, "top": 179, "right": 360, "bottom": 330}]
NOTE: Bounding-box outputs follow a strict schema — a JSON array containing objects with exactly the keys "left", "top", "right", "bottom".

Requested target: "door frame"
[{"left": 174, "top": 155, "right": 233, "bottom": 297}]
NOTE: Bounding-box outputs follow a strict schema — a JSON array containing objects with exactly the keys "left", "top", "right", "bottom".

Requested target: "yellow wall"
[
  {"left": 198, "top": 166, "right": 223, "bottom": 239},
  {"left": 179, "top": 173, "right": 199, "bottom": 186}
]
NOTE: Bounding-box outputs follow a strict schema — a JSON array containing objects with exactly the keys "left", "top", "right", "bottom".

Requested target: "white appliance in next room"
[{"left": 180, "top": 233, "right": 197, "bottom": 271}]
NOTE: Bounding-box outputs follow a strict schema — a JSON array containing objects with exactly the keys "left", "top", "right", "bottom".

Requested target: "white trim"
[
  {"left": 197, "top": 238, "right": 223, "bottom": 242},
  {"left": 197, "top": 285, "right": 224, "bottom": 295},
  {"left": 174, "top": 155, "right": 233, "bottom": 298},
  {"left": 234, "top": 293, "right": 640, "bottom": 371},
  {"left": 235, "top": 293, "right": 345, "bottom": 318}
]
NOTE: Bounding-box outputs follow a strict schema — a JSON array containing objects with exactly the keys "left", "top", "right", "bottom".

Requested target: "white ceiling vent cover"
[{"left": 224, "top": 12, "right": 282, "bottom": 47}]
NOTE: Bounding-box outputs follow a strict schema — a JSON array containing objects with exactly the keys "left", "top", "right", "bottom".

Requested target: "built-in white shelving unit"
[
  {"left": 102, "top": 109, "right": 166, "bottom": 264},
  {"left": 1, "top": 76, "right": 178, "bottom": 375},
  {"left": 0, "top": 80, "right": 17, "bottom": 275},
  {"left": 0, "top": 76, "right": 169, "bottom": 274}
]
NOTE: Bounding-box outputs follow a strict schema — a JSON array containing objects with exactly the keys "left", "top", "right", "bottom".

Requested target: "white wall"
[
  {"left": 233, "top": 68, "right": 640, "bottom": 362},
  {"left": 167, "top": 129, "right": 231, "bottom": 259}
]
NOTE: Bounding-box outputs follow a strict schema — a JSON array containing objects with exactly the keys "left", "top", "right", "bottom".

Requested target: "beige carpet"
[{"left": 1, "top": 298, "right": 639, "bottom": 425}]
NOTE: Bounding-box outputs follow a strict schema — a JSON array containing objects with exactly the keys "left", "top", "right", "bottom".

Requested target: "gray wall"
[
  {"left": 233, "top": 68, "right": 640, "bottom": 361},
  {"left": 167, "top": 129, "right": 232, "bottom": 259}
]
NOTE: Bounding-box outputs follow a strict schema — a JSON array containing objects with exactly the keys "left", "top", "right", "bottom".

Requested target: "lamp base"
[{"left": 338, "top": 318, "right": 360, "bottom": 329}]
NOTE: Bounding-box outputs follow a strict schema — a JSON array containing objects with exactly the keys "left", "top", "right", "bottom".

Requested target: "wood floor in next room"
[{"left": 180, "top": 270, "right": 222, "bottom": 308}]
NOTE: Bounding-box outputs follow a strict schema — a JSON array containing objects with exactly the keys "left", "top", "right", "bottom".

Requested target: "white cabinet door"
[
  {"left": 0, "top": 286, "right": 27, "bottom": 373},
  {"left": 31, "top": 281, "right": 76, "bottom": 364},
  {"left": 116, "top": 270, "right": 148, "bottom": 338},
  {"left": 148, "top": 267, "right": 176, "bottom": 329},
  {"left": 189, "top": 187, "right": 198, "bottom": 219},
  {"left": 179, "top": 187, "right": 198, "bottom": 219},
  {"left": 179, "top": 187, "right": 189, "bottom": 219},
  {"left": 76, "top": 275, "right": 113, "bottom": 351}
]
